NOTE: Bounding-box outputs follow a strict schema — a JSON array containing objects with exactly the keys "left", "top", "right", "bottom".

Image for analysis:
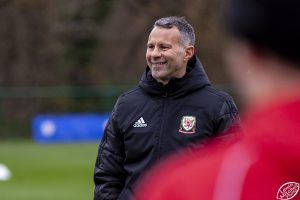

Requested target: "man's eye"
[{"left": 161, "top": 46, "right": 169, "bottom": 50}]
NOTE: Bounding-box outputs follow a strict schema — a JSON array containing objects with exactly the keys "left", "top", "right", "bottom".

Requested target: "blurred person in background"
[
  {"left": 94, "top": 16, "right": 240, "bottom": 200},
  {"left": 133, "top": 0, "right": 300, "bottom": 200}
]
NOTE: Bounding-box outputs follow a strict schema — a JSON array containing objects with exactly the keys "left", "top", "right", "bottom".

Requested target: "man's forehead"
[{"left": 148, "top": 26, "right": 181, "bottom": 42}]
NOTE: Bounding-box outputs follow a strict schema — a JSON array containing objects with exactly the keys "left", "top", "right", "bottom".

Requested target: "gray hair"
[{"left": 153, "top": 16, "right": 195, "bottom": 46}]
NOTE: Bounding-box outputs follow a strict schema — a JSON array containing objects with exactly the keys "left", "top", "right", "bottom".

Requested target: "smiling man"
[{"left": 93, "top": 16, "right": 240, "bottom": 200}]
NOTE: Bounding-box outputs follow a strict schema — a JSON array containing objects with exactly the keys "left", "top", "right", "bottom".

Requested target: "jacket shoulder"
[
  {"left": 204, "top": 86, "right": 234, "bottom": 101},
  {"left": 118, "top": 86, "right": 145, "bottom": 103},
  {"left": 113, "top": 86, "right": 146, "bottom": 115},
  {"left": 191, "top": 85, "right": 235, "bottom": 108},
  {"left": 200, "top": 86, "right": 239, "bottom": 118}
]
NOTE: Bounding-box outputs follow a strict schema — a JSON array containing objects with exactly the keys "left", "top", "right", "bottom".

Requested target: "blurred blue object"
[{"left": 32, "top": 113, "right": 110, "bottom": 143}]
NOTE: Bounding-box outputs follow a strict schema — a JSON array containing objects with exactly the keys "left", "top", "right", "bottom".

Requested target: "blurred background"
[{"left": 0, "top": 0, "right": 237, "bottom": 199}]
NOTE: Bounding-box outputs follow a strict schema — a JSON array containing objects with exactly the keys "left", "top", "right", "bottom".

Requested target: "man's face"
[{"left": 146, "top": 26, "right": 189, "bottom": 85}]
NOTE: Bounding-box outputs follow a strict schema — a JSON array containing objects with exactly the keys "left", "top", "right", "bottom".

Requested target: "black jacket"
[{"left": 94, "top": 55, "right": 240, "bottom": 200}]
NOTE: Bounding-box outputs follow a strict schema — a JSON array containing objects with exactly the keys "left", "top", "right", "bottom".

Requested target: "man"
[
  {"left": 94, "top": 16, "right": 240, "bottom": 200},
  {"left": 134, "top": 1, "right": 300, "bottom": 200}
]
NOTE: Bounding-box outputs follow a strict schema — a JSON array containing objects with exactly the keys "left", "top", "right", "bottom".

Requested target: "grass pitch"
[{"left": 0, "top": 140, "right": 100, "bottom": 200}]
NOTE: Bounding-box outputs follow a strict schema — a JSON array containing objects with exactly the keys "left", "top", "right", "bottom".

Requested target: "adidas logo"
[{"left": 133, "top": 117, "right": 147, "bottom": 128}]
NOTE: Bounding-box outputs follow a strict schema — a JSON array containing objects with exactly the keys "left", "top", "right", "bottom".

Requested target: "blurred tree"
[{"left": 0, "top": 0, "right": 228, "bottom": 86}]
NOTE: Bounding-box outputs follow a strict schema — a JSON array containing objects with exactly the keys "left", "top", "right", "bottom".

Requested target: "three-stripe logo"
[{"left": 133, "top": 117, "right": 147, "bottom": 128}]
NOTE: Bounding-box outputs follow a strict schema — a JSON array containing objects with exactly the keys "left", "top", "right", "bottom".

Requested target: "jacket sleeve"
[
  {"left": 212, "top": 96, "right": 242, "bottom": 142},
  {"left": 94, "top": 100, "right": 126, "bottom": 200}
]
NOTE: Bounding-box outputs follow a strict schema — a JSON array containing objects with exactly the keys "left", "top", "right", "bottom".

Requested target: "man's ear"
[{"left": 184, "top": 46, "right": 194, "bottom": 60}]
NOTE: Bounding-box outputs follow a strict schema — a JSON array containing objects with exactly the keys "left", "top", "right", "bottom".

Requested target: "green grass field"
[{"left": 0, "top": 140, "right": 100, "bottom": 200}]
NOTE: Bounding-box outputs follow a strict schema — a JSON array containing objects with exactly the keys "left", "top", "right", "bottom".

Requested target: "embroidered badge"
[{"left": 179, "top": 116, "right": 196, "bottom": 134}]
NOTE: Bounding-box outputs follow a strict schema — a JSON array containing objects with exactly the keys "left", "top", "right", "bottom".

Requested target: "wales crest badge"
[{"left": 179, "top": 116, "right": 196, "bottom": 134}]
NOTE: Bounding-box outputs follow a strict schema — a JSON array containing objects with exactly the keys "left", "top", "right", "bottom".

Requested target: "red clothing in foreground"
[{"left": 134, "top": 97, "right": 300, "bottom": 200}]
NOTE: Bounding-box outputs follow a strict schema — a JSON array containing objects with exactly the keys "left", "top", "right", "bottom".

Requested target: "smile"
[{"left": 152, "top": 62, "right": 167, "bottom": 67}]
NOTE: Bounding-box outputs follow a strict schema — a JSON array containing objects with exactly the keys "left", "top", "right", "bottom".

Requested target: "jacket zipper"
[{"left": 157, "top": 92, "right": 168, "bottom": 161}]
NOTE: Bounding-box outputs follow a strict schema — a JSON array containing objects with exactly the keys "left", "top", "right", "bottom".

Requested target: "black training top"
[{"left": 94, "top": 55, "right": 241, "bottom": 200}]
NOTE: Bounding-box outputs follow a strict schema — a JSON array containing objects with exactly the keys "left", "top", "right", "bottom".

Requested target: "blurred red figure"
[{"left": 133, "top": 0, "right": 300, "bottom": 199}]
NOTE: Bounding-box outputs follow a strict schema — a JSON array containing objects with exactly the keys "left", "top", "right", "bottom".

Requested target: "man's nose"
[{"left": 151, "top": 47, "right": 162, "bottom": 57}]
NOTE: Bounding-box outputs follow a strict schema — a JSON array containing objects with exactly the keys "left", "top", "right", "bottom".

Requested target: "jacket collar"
[{"left": 139, "top": 55, "right": 211, "bottom": 97}]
